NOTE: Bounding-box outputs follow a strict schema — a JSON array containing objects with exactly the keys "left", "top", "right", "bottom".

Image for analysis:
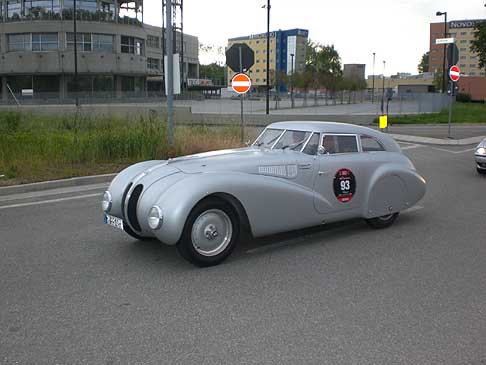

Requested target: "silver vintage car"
[
  {"left": 102, "top": 121, "right": 426, "bottom": 267},
  {"left": 474, "top": 137, "right": 486, "bottom": 174}
]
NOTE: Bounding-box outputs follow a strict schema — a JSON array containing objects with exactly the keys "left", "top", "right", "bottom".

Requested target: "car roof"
[
  {"left": 269, "top": 121, "right": 376, "bottom": 134},
  {"left": 266, "top": 121, "right": 401, "bottom": 152}
]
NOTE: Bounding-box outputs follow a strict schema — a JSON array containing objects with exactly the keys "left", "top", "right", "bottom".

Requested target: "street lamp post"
[
  {"left": 381, "top": 60, "right": 385, "bottom": 114},
  {"left": 436, "top": 11, "right": 447, "bottom": 93},
  {"left": 290, "top": 53, "right": 294, "bottom": 108},
  {"left": 372, "top": 52, "right": 375, "bottom": 103}
]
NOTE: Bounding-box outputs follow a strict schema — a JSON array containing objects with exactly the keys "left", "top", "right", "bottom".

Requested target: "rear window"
[
  {"left": 361, "top": 135, "right": 385, "bottom": 152},
  {"left": 322, "top": 135, "right": 358, "bottom": 154}
]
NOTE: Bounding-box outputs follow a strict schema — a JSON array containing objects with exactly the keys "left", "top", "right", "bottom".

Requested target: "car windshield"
[
  {"left": 273, "top": 130, "right": 312, "bottom": 151},
  {"left": 253, "top": 128, "right": 285, "bottom": 148}
]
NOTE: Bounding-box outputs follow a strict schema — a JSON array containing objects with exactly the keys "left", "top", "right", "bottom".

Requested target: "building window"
[
  {"left": 121, "top": 36, "right": 144, "bottom": 55},
  {"left": 460, "top": 40, "right": 467, "bottom": 44},
  {"left": 460, "top": 55, "right": 466, "bottom": 59},
  {"left": 32, "top": 33, "right": 58, "bottom": 51},
  {"left": 67, "top": 33, "right": 92, "bottom": 52},
  {"left": 469, "top": 72, "right": 476, "bottom": 76},
  {"left": 100, "top": 1, "right": 115, "bottom": 20},
  {"left": 8, "top": 33, "right": 31, "bottom": 51},
  {"left": 147, "top": 57, "right": 160, "bottom": 70},
  {"left": 460, "top": 32, "right": 467, "bottom": 35},
  {"left": 470, "top": 64, "right": 476, "bottom": 68},
  {"left": 7, "top": 0, "right": 22, "bottom": 19},
  {"left": 93, "top": 34, "right": 113, "bottom": 52},
  {"left": 147, "top": 35, "right": 159, "bottom": 48}
]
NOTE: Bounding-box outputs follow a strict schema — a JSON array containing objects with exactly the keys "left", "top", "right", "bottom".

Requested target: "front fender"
[{"left": 151, "top": 172, "right": 321, "bottom": 245}]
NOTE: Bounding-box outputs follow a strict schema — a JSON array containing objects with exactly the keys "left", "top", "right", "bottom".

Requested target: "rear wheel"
[
  {"left": 365, "top": 212, "right": 399, "bottom": 229},
  {"left": 177, "top": 198, "right": 239, "bottom": 267}
]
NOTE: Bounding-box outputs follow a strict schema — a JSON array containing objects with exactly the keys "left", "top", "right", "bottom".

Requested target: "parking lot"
[{"left": 1, "top": 143, "right": 485, "bottom": 364}]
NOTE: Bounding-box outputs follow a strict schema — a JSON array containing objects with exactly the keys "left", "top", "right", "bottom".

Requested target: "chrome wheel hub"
[{"left": 192, "top": 209, "right": 232, "bottom": 257}]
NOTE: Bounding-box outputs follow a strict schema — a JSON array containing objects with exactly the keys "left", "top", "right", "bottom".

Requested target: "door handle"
[
  {"left": 298, "top": 163, "right": 312, "bottom": 169},
  {"left": 318, "top": 171, "right": 329, "bottom": 176}
]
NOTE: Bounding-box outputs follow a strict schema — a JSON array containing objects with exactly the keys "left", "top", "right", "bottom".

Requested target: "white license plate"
[{"left": 104, "top": 214, "right": 124, "bottom": 230}]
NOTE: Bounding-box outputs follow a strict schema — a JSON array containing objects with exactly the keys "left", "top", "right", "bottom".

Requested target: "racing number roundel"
[{"left": 333, "top": 168, "right": 356, "bottom": 203}]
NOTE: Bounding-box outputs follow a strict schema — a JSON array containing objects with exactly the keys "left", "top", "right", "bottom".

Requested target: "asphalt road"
[{"left": 1, "top": 144, "right": 485, "bottom": 364}]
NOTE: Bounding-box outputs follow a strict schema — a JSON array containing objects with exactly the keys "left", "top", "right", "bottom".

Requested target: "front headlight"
[
  {"left": 102, "top": 191, "right": 112, "bottom": 212},
  {"left": 148, "top": 206, "right": 163, "bottom": 230},
  {"left": 475, "top": 147, "right": 486, "bottom": 156}
]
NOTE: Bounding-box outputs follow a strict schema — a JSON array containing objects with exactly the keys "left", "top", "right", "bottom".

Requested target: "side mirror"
[{"left": 317, "top": 146, "right": 326, "bottom": 155}]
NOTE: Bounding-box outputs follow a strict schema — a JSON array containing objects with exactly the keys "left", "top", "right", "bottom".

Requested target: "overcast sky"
[{"left": 144, "top": 0, "right": 485, "bottom": 76}]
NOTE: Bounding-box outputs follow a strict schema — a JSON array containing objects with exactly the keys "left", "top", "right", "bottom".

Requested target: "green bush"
[{"left": 456, "top": 93, "right": 472, "bottom": 103}]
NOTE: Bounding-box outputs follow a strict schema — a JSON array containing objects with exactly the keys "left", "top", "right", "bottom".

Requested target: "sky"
[{"left": 144, "top": 0, "right": 486, "bottom": 76}]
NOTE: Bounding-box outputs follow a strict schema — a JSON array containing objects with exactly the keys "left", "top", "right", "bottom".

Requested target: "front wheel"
[
  {"left": 365, "top": 212, "right": 399, "bottom": 229},
  {"left": 177, "top": 198, "right": 240, "bottom": 267}
]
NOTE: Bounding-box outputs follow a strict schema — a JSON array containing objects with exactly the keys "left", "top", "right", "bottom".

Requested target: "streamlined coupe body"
[{"left": 103, "top": 121, "right": 426, "bottom": 266}]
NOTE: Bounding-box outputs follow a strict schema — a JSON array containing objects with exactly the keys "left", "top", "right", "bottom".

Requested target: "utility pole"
[
  {"left": 381, "top": 60, "right": 385, "bottom": 114},
  {"left": 265, "top": 0, "right": 270, "bottom": 115},
  {"left": 73, "top": 0, "right": 79, "bottom": 107},
  {"left": 290, "top": 53, "right": 295, "bottom": 108},
  {"left": 166, "top": 0, "right": 174, "bottom": 146},
  {"left": 372, "top": 52, "right": 375, "bottom": 103}
]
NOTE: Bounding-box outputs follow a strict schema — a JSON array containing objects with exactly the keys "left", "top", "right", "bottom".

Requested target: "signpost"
[
  {"left": 226, "top": 43, "right": 255, "bottom": 143},
  {"left": 448, "top": 65, "right": 460, "bottom": 138},
  {"left": 435, "top": 37, "right": 455, "bottom": 45}
]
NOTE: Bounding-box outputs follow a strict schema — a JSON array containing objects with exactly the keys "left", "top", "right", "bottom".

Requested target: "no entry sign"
[
  {"left": 231, "top": 73, "right": 251, "bottom": 94},
  {"left": 449, "top": 65, "right": 461, "bottom": 82}
]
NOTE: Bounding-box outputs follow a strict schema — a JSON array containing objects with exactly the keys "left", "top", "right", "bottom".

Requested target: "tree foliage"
[
  {"left": 199, "top": 63, "right": 225, "bottom": 85},
  {"left": 470, "top": 21, "right": 486, "bottom": 70},
  {"left": 418, "top": 52, "right": 429, "bottom": 73}
]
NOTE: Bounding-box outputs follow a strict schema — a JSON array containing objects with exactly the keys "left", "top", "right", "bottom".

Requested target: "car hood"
[{"left": 165, "top": 147, "right": 310, "bottom": 176}]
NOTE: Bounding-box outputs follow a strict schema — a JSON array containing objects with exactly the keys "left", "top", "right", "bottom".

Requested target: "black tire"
[
  {"left": 177, "top": 198, "right": 240, "bottom": 267},
  {"left": 477, "top": 167, "right": 486, "bottom": 175},
  {"left": 365, "top": 212, "right": 399, "bottom": 229}
]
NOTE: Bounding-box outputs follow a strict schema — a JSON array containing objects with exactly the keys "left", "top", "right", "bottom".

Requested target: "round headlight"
[
  {"left": 102, "top": 191, "right": 112, "bottom": 212},
  {"left": 148, "top": 206, "right": 163, "bottom": 230},
  {"left": 476, "top": 147, "right": 486, "bottom": 156}
]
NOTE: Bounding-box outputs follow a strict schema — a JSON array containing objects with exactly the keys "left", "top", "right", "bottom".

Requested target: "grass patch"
[
  {"left": 389, "top": 102, "right": 486, "bottom": 124},
  {"left": 0, "top": 111, "right": 250, "bottom": 185}
]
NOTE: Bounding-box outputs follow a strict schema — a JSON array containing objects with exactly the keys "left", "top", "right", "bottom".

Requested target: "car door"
[{"left": 313, "top": 134, "right": 370, "bottom": 214}]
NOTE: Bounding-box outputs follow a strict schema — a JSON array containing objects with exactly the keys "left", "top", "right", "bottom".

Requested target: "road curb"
[
  {"left": 0, "top": 173, "right": 116, "bottom": 197},
  {"left": 389, "top": 133, "right": 484, "bottom": 146}
]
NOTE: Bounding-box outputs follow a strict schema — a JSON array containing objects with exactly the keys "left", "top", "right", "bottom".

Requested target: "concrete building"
[
  {"left": 0, "top": 0, "right": 199, "bottom": 102},
  {"left": 429, "top": 18, "right": 486, "bottom": 100},
  {"left": 227, "top": 28, "right": 308, "bottom": 92},
  {"left": 343, "top": 64, "right": 365, "bottom": 82},
  {"left": 366, "top": 72, "right": 435, "bottom": 95}
]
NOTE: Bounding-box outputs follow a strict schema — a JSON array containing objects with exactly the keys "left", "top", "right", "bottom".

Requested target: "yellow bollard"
[{"left": 379, "top": 115, "right": 388, "bottom": 130}]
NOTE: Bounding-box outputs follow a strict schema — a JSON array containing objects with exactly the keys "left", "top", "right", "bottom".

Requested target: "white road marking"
[
  {"left": 401, "top": 144, "right": 423, "bottom": 150},
  {"left": 0, "top": 193, "right": 100, "bottom": 210},
  {"left": 430, "top": 146, "right": 477, "bottom": 154},
  {"left": 403, "top": 205, "right": 424, "bottom": 213}
]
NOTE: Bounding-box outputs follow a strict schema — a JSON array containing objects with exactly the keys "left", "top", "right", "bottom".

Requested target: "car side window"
[
  {"left": 322, "top": 135, "right": 358, "bottom": 154},
  {"left": 302, "top": 133, "right": 319, "bottom": 155},
  {"left": 361, "top": 135, "right": 385, "bottom": 152}
]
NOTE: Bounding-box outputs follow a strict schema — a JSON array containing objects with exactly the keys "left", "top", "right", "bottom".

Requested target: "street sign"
[
  {"left": 449, "top": 65, "right": 460, "bottom": 82},
  {"left": 225, "top": 43, "right": 255, "bottom": 72},
  {"left": 436, "top": 37, "right": 455, "bottom": 45},
  {"left": 231, "top": 73, "right": 251, "bottom": 94},
  {"left": 447, "top": 43, "right": 459, "bottom": 67}
]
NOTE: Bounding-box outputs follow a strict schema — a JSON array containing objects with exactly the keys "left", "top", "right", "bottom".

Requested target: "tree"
[
  {"left": 199, "top": 63, "right": 225, "bottom": 85},
  {"left": 470, "top": 21, "right": 486, "bottom": 70},
  {"left": 418, "top": 52, "right": 429, "bottom": 73}
]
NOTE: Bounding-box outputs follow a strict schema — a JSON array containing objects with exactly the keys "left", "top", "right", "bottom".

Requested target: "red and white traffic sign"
[
  {"left": 449, "top": 65, "right": 461, "bottom": 82},
  {"left": 231, "top": 73, "right": 251, "bottom": 94}
]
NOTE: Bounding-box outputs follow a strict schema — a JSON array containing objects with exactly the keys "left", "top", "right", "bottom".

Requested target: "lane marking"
[
  {"left": 401, "top": 144, "right": 423, "bottom": 150},
  {"left": 0, "top": 193, "right": 100, "bottom": 210},
  {"left": 430, "top": 146, "right": 477, "bottom": 154},
  {"left": 0, "top": 183, "right": 108, "bottom": 203}
]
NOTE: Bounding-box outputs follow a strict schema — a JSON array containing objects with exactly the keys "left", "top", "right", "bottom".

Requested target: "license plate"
[{"left": 104, "top": 214, "right": 124, "bottom": 230}]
